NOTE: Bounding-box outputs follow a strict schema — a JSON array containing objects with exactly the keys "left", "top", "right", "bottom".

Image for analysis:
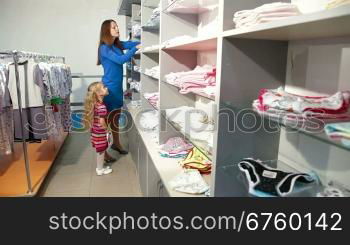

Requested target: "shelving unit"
[
  {"left": 222, "top": 4, "right": 350, "bottom": 41},
  {"left": 118, "top": 0, "right": 350, "bottom": 197}
]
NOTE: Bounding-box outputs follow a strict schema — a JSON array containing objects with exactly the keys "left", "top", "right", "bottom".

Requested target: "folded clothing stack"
[
  {"left": 166, "top": 0, "right": 217, "bottom": 13},
  {"left": 139, "top": 110, "right": 159, "bottom": 130},
  {"left": 144, "top": 92, "right": 159, "bottom": 109},
  {"left": 165, "top": 65, "right": 216, "bottom": 97},
  {"left": 145, "top": 65, "right": 160, "bottom": 79},
  {"left": 327, "top": 0, "right": 350, "bottom": 9},
  {"left": 159, "top": 137, "right": 193, "bottom": 158},
  {"left": 165, "top": 106, "right": 214, "bottom": 146},
  {"left": 233, "top": 2, "right": 301, "bottom": 29},
  {"left": 169, "top": 169, "right": 210, "bottom": 195},
  {"left": 179, "top": 147, "right": 212, "bottom": 174},
  {"left": 253, "top": 87, "right": 350, "bottom": 121},
  {"left": 144, "top": 5, "right": 160, "bottom": 28},
  {"left": 325, "top": 122, "right": 350, "bottom": 147},
  {"left": 132, "top": 23, "right": 141, "bottom": 38}
]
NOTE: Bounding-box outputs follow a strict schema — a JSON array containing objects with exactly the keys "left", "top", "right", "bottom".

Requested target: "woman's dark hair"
[{"left": 97, "top": 19, "right": 124, "bottom": 65}]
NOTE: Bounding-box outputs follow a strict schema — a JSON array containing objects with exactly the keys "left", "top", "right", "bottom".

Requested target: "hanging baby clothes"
[
  {"left": 0, "top": 64, "right": 14, "bottom": 155},
  {"left": 8, "top": 60, "right": 44, "bottom": 109},
  {"left": 8, "top": 60, "right": 48, "bottom": 141}
]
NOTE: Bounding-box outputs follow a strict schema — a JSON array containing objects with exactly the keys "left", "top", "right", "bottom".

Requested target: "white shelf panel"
[
  {"left": 142, "top": 72, "right": 159, "bottom": 80},
  {"left": 163, "top": 0, "right": 218, "bottom": 15},
  {"left": 144, "top": 0, "right": 159, "bottom": 9},
  {"left": 142, "top": 46, "right": 160, "bottom": 53},
  {"left": 223, "top": 5, "right": 350, "bottom": 41},
  {"left": 127, "top": 104, "right": 210, "bottom": 197},
  {"left": 162, "top": 35, "right": 217, "bottom": 51}
]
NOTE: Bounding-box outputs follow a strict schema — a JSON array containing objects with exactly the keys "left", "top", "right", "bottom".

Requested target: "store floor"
[{"left": 39, "top": 132, "right": 142, "bottom": 197}]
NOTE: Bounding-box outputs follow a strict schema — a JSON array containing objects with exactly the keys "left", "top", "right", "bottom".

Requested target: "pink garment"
[
  {"left": 253, "top": 88, "right": 350, "bottom": 121},
  {"left": 166, "top": 65, "right": 216, "bottom": 96},
  {"left": 257, "top": 88, "right": 350, "bottom": 114},
  {"left": 179, "top": 77, "right": 216, "bottom": 94},
  {"left": 144, "top": 92, "right": 159, "bottom": 109},
  {"left": 253, "top": 100, "right": 350, "bottom": 122},
  {"left": 160, "top": 137, "right": 193, "bottom": 155}
]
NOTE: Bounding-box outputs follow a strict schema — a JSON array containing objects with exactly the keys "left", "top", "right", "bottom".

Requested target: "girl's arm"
[
  {"left": 99, "top": 45, "right": 138, "bottom": 65},
  {"left": 121, "top": 41, "right": 141, "bottom": 50}
]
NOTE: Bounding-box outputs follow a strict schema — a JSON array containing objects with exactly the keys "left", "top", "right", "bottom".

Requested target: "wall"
[
  {"left": 280, "top": 37, "right": 350, "bottom": 188},
  {"left": 0, "top": 0, "right": 127, "bottom": 103}
]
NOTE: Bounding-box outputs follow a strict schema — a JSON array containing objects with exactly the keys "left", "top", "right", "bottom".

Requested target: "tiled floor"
[{"left": 39, "top": 132, "right": 142, "bottom": 197}]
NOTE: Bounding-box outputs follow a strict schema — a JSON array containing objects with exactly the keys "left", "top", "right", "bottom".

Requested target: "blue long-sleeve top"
[
  {"left": 99, "top": 41, "right": 140, "bottom": 85},
  {"left": 99, "top": 40, "right": 140, "bottom": 111}
]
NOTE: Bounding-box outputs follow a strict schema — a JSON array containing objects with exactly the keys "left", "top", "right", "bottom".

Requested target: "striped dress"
[{"left": 91, "top": 102, "right": 108, "bottom": 153}]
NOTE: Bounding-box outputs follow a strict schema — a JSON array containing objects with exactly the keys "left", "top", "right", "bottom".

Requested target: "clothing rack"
[{"left": 0, "top": 50, "right": 66, "bottom": 195}]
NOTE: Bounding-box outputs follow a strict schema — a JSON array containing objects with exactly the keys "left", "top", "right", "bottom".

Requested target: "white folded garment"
[
  {"left": 139, "top": 110, "right": 159, "bottom": 130},
  {"left": 166, "top": 106, "right": 214, "bottom": 146},
  {"left": 169, "top": 169, "right": 209, "bottom": 194},
  {"left": 145, "top": 66, "right": 160, "bottom": 79},
  {"left": 233, "top": 2, "right": 301, "bottom": 29}
]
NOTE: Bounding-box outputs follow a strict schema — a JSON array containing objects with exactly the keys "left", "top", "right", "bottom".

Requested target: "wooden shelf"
[
  {"left": 0, "top": 133, "right": 68, "bottom": 197},
  {"left": 223, "top": 5, "right": 350, "bottom": 41}
]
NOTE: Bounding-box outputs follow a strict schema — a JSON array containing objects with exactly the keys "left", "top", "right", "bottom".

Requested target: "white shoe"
[{"left": 96, "top": 167, "right": 113, "bottom": 176}]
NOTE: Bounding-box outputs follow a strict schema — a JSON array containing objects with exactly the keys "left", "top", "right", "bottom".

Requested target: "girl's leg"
[
  {"left": 96, "top": 151, "right": 113, "bottom": 175},
  {"left": 96, "top": 151, "right": 105, "bottom": 170}
]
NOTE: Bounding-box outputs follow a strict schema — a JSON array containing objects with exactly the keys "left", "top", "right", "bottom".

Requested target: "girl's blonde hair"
[{"left": 83, "top": 82, "right": 106, "bottom": 129}]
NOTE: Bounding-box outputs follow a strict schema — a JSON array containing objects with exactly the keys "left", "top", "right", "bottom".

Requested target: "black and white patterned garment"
[{"left": 238, "top": 158, "right": 316, "bottom": 197}]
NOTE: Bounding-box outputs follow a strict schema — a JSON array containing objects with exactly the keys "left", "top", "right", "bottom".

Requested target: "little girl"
[{"left": 84, "top": 82, "right": 113, "bottom": 176}]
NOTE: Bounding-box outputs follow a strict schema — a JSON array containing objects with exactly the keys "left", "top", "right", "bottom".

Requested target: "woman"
[{"left": 97, "top": 19, "right": 140, "bottom": 157}]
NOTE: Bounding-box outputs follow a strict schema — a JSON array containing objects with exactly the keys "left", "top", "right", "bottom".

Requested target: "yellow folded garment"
[
  {"left": 179, "top": 147, "right": 212, "bottom": 174},
  {"left": 327, "top": 0, "right": 350, "bottom": 9}
]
